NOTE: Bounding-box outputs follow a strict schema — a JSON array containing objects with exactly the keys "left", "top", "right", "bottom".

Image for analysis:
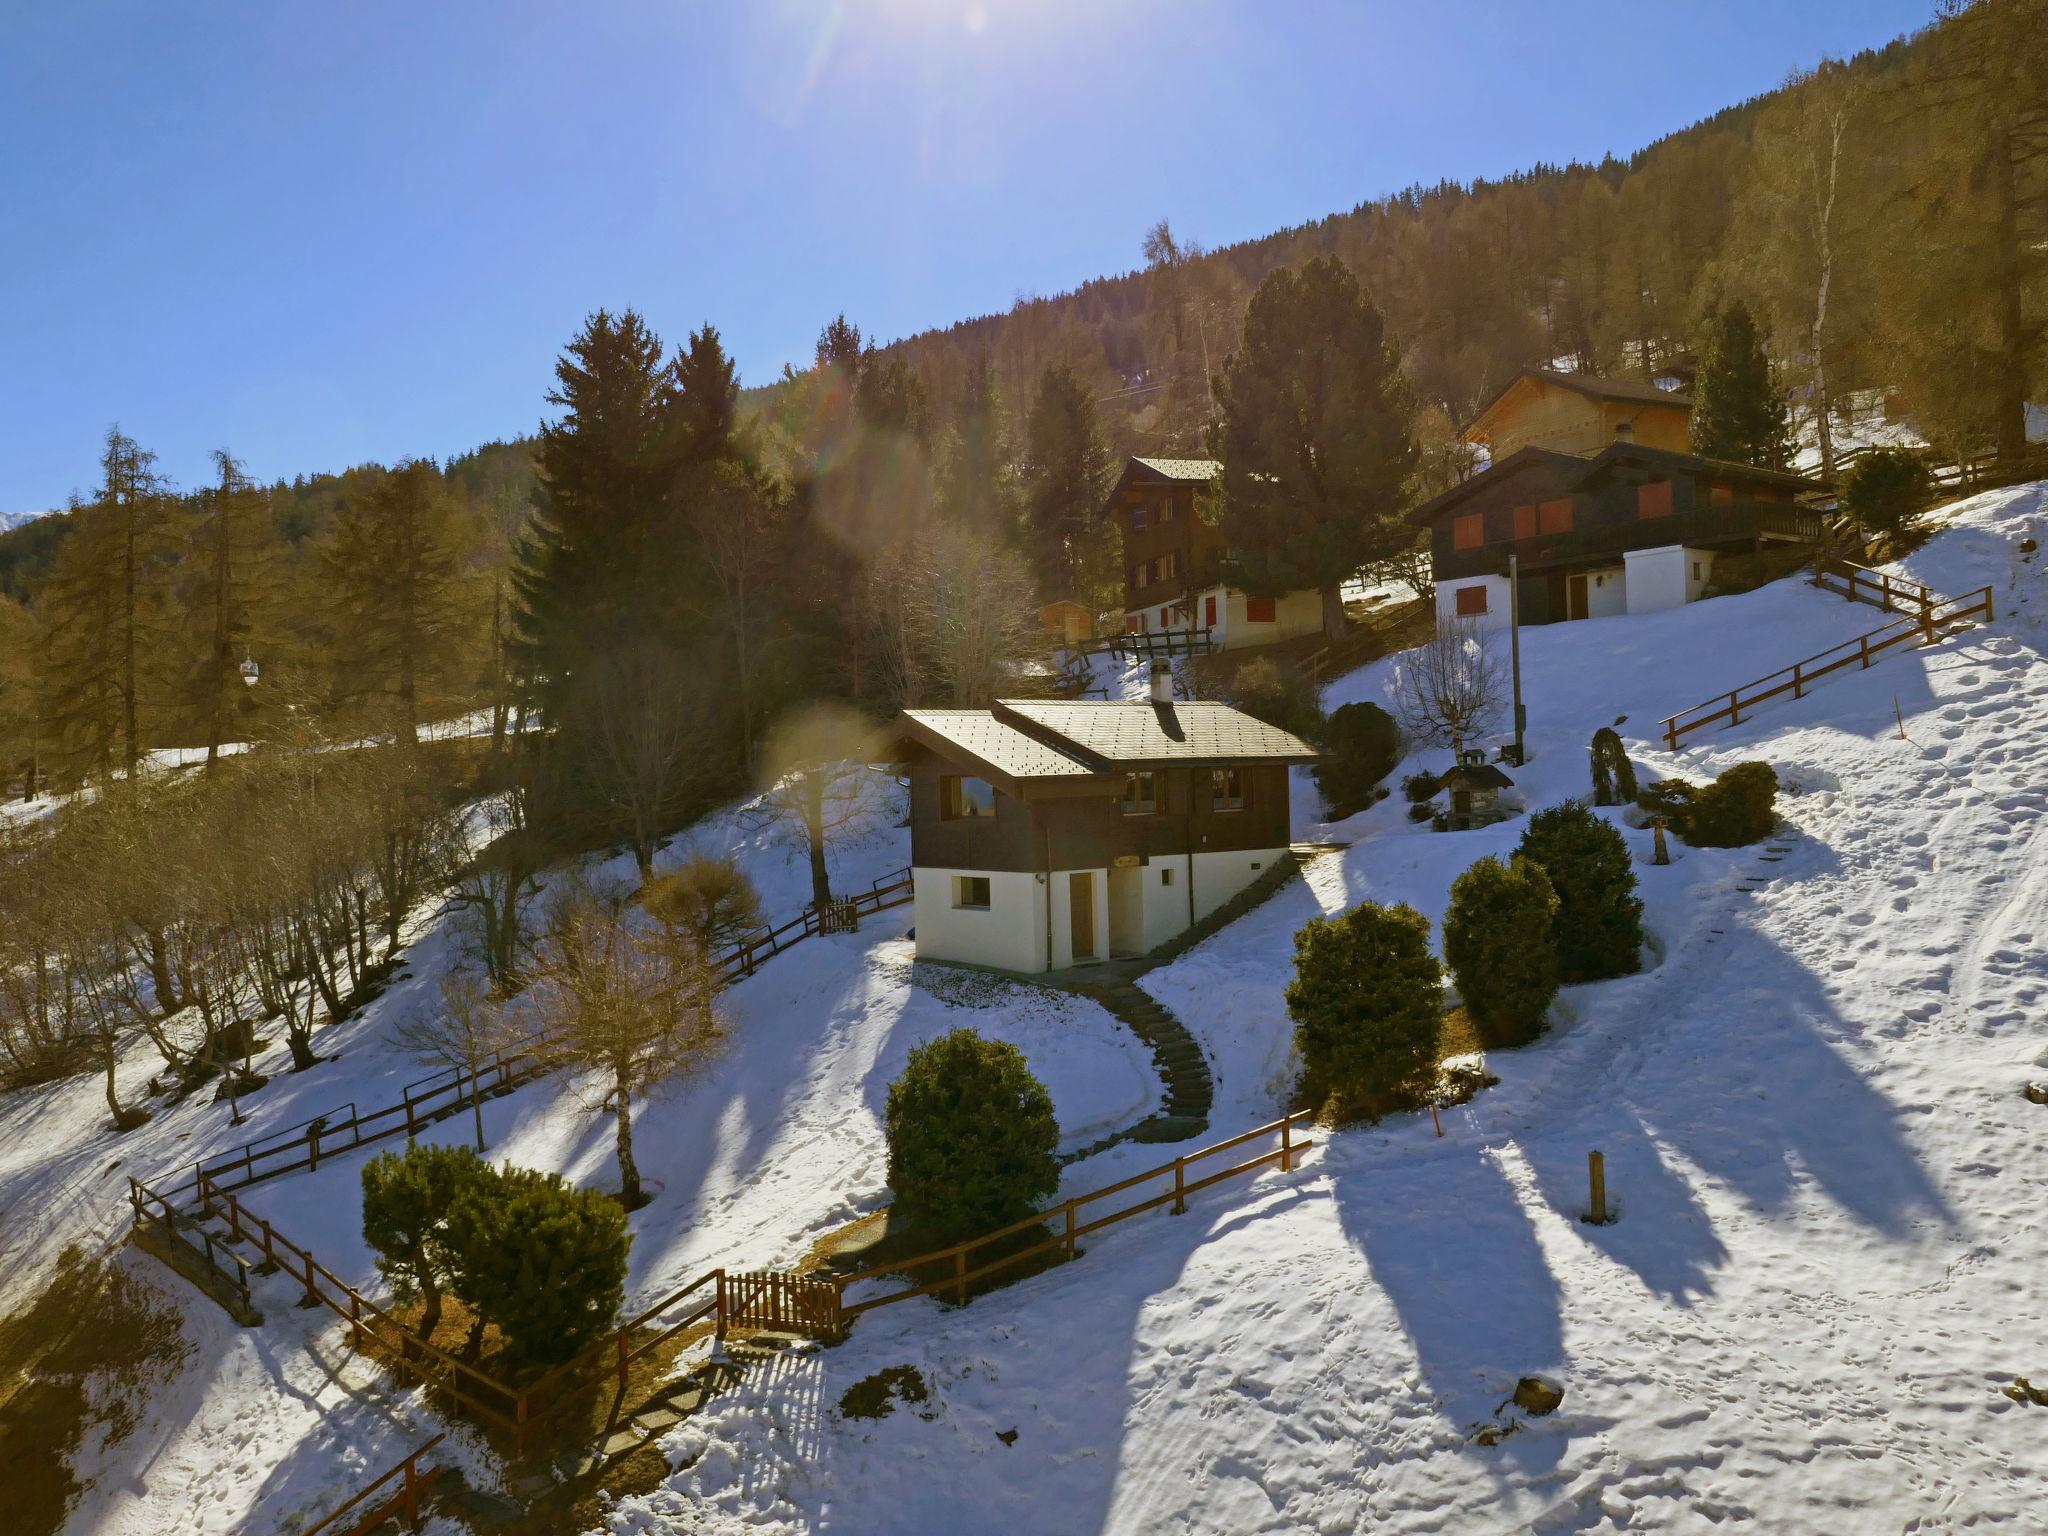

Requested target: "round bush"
[
  {"left": 1443, "top": 855, "right": 1560, "bottom": 1047},
  {"left": 1516, "top": 802, "right": 1645, "bottom": 983},
  {"left": 445, "top": 1164, "right": 630, "bottom": 1366},
  {"left": 1841, "top": 447, "right": 1932, "bottom": 539},
  {"left": 1315, "top": 701, "right": 1403, "bottom": 818},
  {"left": 1687, "top": 761, "right": 1778, "bottom": 846},
  {"left": 1226, "top": 656, "right": 1326, "bottom": 743},
  {"left": 1402, "top": 771, "right": 1439, "bottom": 804},
  {"left": 885, "top": 1029, "right": 1059, "bottom": 1241},
  {"left": 1285, "top": 902, "right": 1442, "bottom": 1117}
]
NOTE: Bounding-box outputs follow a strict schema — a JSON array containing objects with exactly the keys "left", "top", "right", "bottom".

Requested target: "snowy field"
[{"left": 5, "top": 483, "right": 2046, "bottom": 1533}]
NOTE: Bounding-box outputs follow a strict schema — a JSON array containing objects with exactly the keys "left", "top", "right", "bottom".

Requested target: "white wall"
[
  {"left": 1685, "top": 547, "right": 1715, "bottom": 602},
  {"left": 1585, "top": 565, "right": 1628, "bottom": 619},
  {"left": 1192, "top": 848, "right": 1282, "bottom": 923},
  {"left": 1435, "top": 573, "right": 1513, "bottom": 634},
  {"left": 1623, "top": 544, "right": 1687, "bottom": 614},
  {"left": 912, "top": 868, "right": 1046, "bottom": 973},
  {"left": 1046, "top": 867, "right": 1109, "bottom": 969}
]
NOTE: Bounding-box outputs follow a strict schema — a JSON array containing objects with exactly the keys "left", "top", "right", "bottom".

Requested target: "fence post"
[
  {"left": 1860, "top": 633, "right": 1871, "bottom": 669},
  {"left": 1792, "top": 660, "right": 1804, "bottom": 699},
  {"left": 1922, "top": 600, "right": 1937, "bottom": 647},
  {"left": 711, "top": 1269, "right": 730, "bottom": 1364},
  {"left": 1280, "top": 1116, "right": 1294, "bottom": 1173},
  {"left": 953, "top": 1249, "right": 968, "bottom": 1306},
  {"left": 1587, "top": 1150, "right": 1609, "bottom": 1225},
  {"left": 1726, "top": 689, "right": 1741, "bottom": 727},
  {"left": 402, "top": 1456, "right": 420, "bottom": 1530},
  {"left": 618, "top": 1331, "right": 629, "bottom": 1389},
  {"left": 350, "top": 1292, "right": 362, "bottom": 1352},
  {"left": 300, "top": 1249, "right": 321, "bottom": 1309},
  {"left": 308, "top": 1123, "right": 320, "bottom": 1173},
  {"left": 1172, "top": 1158, "right": 1186, "bottom": 1216},
  {"left": 1064, "top": 1201, "right": 1077, "bottom": 1258},
  {"left": 404, "top": 1093, "right": 417, "bottom": 1141}
]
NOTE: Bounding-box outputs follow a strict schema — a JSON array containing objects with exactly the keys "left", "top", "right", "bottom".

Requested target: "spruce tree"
[
  {"left": 938, "top": 353, "right": 1016, "bottom": 534},
  {"left": 1285, "top": 901, "right": 1442, "bottom": 1117},
  {"left": 1020, "top": 363, "right": 1112, "bottom": 600},
  {"left": 182, "top": 451, "right": 274, "bottom": 769},
  {"left": 445, "top": 1164, "right": 630, "bottom": 1365},
  {"left": 360, "top": 1143, "right": 488, "bottom": 1338},
  {"left": 1208, "top": 257, "right": 1419, "bottom": 642},
  {"left": 1689, "top": 302, "right": 1793, "bottom": 469},
  {"left": 1516, "top": 802, "right": 1645, "bottom": 983}
]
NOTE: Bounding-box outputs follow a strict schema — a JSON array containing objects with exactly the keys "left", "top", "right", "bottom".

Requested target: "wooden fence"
[
  {"left": 710, "top": 868, "right": 912, "bottom": 984},
  {"left": 1660, "top": 584, "right": 1995, "bottom": 749},
  {"left": 303, "top": 1434, "right": 445, "bottom": 1536},
  {"left": 127, "top": 1176, "right": 258, "bottom": 1321},
  {"left": 833, "top": 1110, "right": 1316, "bottom": 1317},
  {"left": 1812, "top": 556, "right": 1935, "bottom": 617}
]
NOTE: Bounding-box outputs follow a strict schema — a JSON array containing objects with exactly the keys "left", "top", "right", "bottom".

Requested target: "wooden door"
[
  {"left": 1567, "top": 573, "right": 1590, "bottom": 621},
  {"left": 1068, "top": 872, "right": 1094, "bottom": 961}
]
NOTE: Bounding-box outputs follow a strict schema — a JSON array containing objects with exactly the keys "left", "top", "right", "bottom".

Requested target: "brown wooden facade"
[{"left": 1104, "top": 457, "right": 1228, "bottom": 628}]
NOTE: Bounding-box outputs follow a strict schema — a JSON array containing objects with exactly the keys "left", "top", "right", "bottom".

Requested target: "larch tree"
[
  {"left": 1207, "top": 257, "right": 1419, "bottom": 642},
  {"left": 183, "top": 450, "right": 274, "bottom": 768}
]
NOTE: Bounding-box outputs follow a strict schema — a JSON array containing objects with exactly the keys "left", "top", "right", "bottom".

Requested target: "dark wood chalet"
[
  {"left": 891, "top": 678, "right": 1317, "bottom": 973},
  {"left": 1410, "top": 440, "right": 1825, "bottom": 628}
]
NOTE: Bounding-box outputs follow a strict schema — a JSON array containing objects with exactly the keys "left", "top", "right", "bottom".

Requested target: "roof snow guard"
[{"left": 894, "top": 698, "right": 1318, "bottom": 797}]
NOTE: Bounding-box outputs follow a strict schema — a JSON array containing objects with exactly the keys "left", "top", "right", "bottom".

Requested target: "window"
[
  {"left": 1132, "top": 562, "right": 1148, "bottom": 591},
  {"left": 1211, "top": 766, "right": 1246, "bottom": 810},
  {"left": 1131, "top": 504, "right": 1149, "bottom": 531},
  {"left": 1162, "top": 550, "right": 1180, "bottom": 579},
  {"left": 1158, "top": 497, "right": 1175, "bottom": 523},
  {"left": 940, "top": 775, "right": 997, "bottom": 820},
  {"left": 1538, "top": 498, "right": 1574, "bottom": 533},
  {"left": 1246, "top": 596, "right": 1277, "bottom": 623},
  {"left": 953, "top": 875, "right": 991, "bottom": 910},
  {"left": 1453, "top": 512, "right": 1484, "bottom": 550},
  {"left": 1161, "top": 866, "right": 1175, "bottom": 887},
  {"left": 1692, "top": 561, "right": 1703, "bottom": 581},
  {"left": 1512, "top": 503, "right": 1537, "bottom": 540},
  {"left": 1636, "top": 481, "right": 1673, "bottom": 520},
  {"left": 1708, "top": 481, "right": 1734, "bottom": 508},
  {"left": 1123, "top": 771, "right": 1157, "bottom": 814},
  {"left": 1454, "top": 585, "right": 1489, "bottom": 616},
  {"left": 1159, "top": 606, "right": 1170, "bottom": 627}
]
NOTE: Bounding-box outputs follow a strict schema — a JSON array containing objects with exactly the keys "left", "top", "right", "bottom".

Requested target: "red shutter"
[
  {"left": 1246, "top": 597, "right": 1277, "bottom": 623},
  {"left": 1538, "top": 498, "right": 1574, "bottom": 533},
  {"left": 1454, "top": 585, "right": 1489, "bottom": 616},
  {"left": 1204, "top": 595, "right": 1217, "bottom": 626},
  {"left": 1453, "top": 513, "right": 1484, "bottom": 550},
  {"left": 1636, "top": 481, "right": 1673, "bottom": 519},
  {"left": 1512, "top": 504, "right": 1536, "bottom": 540}
]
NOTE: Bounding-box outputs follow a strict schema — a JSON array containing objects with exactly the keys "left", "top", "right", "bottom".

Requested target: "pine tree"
[
  {"left": 321, "top": 460, "right": 463, "bottom": 744},
  {"left": 1208, "top": 257, "right": 1419, "bottom": 641},
  {"left": 444, "top": 1163, "right": 629, "bottom": 1364},
  {"left": 41, "top": 428, "right": 171, "bottom": 783},
  {"left": 182, "top": 451, "right": 274, "bottom": 769},
  {"left": 1020, "top": 363, "right": 1112, "bottom": 600},
  {"left": 360, "top": 1144, "right": 488, "bottom": 1338},
  {"left": 1516, "top": 802, "right": 1645, "bottom": 983},
  {"left": 1689, "top": 302, "right": 1794, "bottom": 469}
]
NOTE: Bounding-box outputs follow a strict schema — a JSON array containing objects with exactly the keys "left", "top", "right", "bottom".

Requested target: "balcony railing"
[{"left": 1433, "top": 503, "right": 1820, "bottom": 582}]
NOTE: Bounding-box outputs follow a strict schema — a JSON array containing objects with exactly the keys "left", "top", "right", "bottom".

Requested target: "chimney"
[
  {"left": 1614, "top": 420, "right": 1634, "bottom": 443},
  {"left": 1149, "top": 659, "right": 1174, "bottom": 704}
]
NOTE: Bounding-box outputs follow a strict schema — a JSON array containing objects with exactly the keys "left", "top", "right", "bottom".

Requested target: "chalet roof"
[
  {"left": 893, "top": 697, "right": 1318, "bottom": 793},
  {"left": 995, "top": 699, "right": 1320, "bottom": 769},
  {"left": 1129, "top": 457, "right": 1220, "bottom": 483},
  {"left": 1469, "top": 369, "right": 1694, "bottom": 430},
  {"left": 896, "top": 709, "right": 1108, "bottom": 792},
  {"left": 1405, "top": 440, "right": 1825, "bottom": 528}
]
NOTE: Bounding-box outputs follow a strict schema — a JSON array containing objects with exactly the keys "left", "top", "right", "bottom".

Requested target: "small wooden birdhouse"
[{"left": 1438, "top": 750, "right": 1514, "bottom": 830}]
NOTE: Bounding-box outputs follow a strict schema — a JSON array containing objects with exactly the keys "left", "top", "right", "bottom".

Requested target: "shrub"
[
  {"left": 1286, "top": 902, "right": 1442, "bottom": 1118},
  {"left": 1639, "top": 761, "right": 1777, "bottom": 847},
  {"left": 1516, "top": 802, "right": 1644, "bottom": 983},
  {"left": 644, "top": 853, "right": 764, "bottom": 954},
  {"left": 885, "top": 1030, "right": 1059, "bottom": 1242},
  {"left": 1402, "top": 770, "right": 1439, "bottom": 804},
  {"left": 445, "top": 1164, "right": 630, "bottom": 1365},
  {"left": 1588, "top": 727, "right": 1638, "bottom": 806},
  {"left": 1841, "top": 447, "right": 1933, "bottom": 540},
  {"left": 1314, "top": 701, "right": 1403, "bottom": 817},
  {"left": 361, "top": 1144, "right": 490, "bottom": 1338},
  {"left": 1406, "top": 802, "right": 1435, "bottom": 823},
  {"left": 1226, "top": 656, "right": 1325, "bottom": 743},
  {"left": 1443, "top": 856, "right": 1560, "bottom": 1047}
]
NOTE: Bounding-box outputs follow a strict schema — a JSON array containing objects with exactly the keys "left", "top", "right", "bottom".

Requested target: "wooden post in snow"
[{"left": 1587, "top": 1151, "right": 1609, "bottom": 1225}]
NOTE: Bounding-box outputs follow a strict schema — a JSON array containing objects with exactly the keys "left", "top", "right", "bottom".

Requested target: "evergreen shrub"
[
  {"left": 1516, "top": 802, "right": 1644, "bottom": 983},
  {"left": 1314, "top": 701, "right": 1403, "bottom": 817},
  {"left": 1402, "top": 771, "right": 1439, "bottom": 804},
  {"left": 1841, "top": 447, "right": 1933, "bottom": 539},
  {"left": 1443, "top": 856, "right": 1560, "bottom": 1047},
  {"left": 360, "top": 1143, "right": 489, "bottom": 1338},
  {"left": 1640, "top": 762, "right": 1778, "bottom": 847},
  {"left": 1285, "top": 902, "right": 1442, "bottom": 1118},
  {"left": 1226, "top": 657, "right": 1325, "bottom": 743},
  {"left": 885, "top": 1030, "right": 1059, "bottom": 1242},
  {"left": 444, "top": 1164, "right": 630, "bottom": 1366},
  {"left": 1588, "top": 727, "right": 1638, "bottom": 806}
]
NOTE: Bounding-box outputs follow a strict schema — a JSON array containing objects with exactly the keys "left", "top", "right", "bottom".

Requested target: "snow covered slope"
[{"left": 607, "top": 483, "right": 2048, "bottom": 1535}]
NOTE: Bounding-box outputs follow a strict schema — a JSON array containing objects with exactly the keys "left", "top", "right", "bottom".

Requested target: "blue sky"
[{"left": 0, "top": 1, "right": 1932, "bottom": 512}]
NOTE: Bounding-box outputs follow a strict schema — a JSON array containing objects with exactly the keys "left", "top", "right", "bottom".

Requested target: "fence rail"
[
  {"left": 711, "top": 869, "right": 913, "bottom": 984},
  {"left": 302, "top": 1434, "right": 445, "bottom": 1536},
  {"left": 127, "top": 1176, "right": 257, "bottom": 1319},
  {"left": 1661, "top": 584, "right": 1994, "bottom": 749},
  {"left": 1812, "top": 556, "right": 1934, "bottom": 616},
  {"left": 834, "top": 1109, "right": 1316, "bottom": 1317}
]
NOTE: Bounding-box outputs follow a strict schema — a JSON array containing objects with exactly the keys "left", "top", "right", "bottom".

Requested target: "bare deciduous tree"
[
  {"left": 1392, "top": 617, "right": 1506, "bottom": 758},
  {"left": 588, "top": 638, "right": 718, "bottom": 881},
  {"left": 392, "top": 966, "right": 522, "bottom": 1152},
  {"left": 524, "top": 877, "right": 722, "bottom": 1208},
  {"left": 749, "top": 705, "right": 893, "bottom": 913}
]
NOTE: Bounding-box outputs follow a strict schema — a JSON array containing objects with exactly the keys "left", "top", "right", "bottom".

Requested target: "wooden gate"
[{"left": 724, "top": 1271, "right": 842, "bottom": 1337}]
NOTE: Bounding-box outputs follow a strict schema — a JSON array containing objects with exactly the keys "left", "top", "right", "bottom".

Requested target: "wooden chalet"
[
  {"left": 1411, "top": 439, "right": 1825, "bottom": 629},
  {"left": 891, "top": 667, "right": 1318, "bottom": 972},
  {"left": 1466, "top": 369, "right": 1694, "bottom": 459},
  {"left": 1102, "top": 456, "right": 1322, "bottom": 650}
]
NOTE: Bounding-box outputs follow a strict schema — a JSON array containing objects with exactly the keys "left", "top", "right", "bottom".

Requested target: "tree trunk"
[
  {"left": 614, "top": 1066, "right": 643, "bottom": 1207},
  {"left": 1321, "top": 584, "right": 1347, "bottom": 643},
  {"left": 470, "top": 1069, "right": 487, "bottom": 1153},
  {"left": 1989, "top": 124, "right": 2029, "bottom": 464},
  {"left": 804, "top": 774, "right": 832, "bottom": 911},
  {"left": 417, "top": 1277, "right": 442, "bottom": 1340},
  {"left": 146, "top": 930, "right": 179, "bottom": 1015}
]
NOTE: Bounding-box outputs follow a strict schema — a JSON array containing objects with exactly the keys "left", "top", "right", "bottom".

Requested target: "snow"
[{"left": 7, "top": 483, "right": 2048, "bottom": 1533}]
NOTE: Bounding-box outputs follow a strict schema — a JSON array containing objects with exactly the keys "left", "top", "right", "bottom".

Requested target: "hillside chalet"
[
  {"left": 1410, "top": 438, "right": 1824, "bottom": 628},
  {"left": 1104, "top": 456, "right": 1323, "bottom": 649},
  {"left": 892, "top": 668, "right": 1318, "bottom": 973},
  {"left": 1466, "top": 369, "right": 1694, "bottom": 459}
]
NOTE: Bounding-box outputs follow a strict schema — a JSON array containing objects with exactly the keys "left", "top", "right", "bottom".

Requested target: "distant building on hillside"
[
  {"left": 1410, "top": 439, "right": 1824, "bottom": 629},
  {"left": 1102, "top": 456, "right": 1323, "bottom": 649},
  {"left": 1465, "top": 369, "right": 1694, "bottom": 460},
  {"left": 891, "top": 667, "right": 1318, "bottom": 973}
]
